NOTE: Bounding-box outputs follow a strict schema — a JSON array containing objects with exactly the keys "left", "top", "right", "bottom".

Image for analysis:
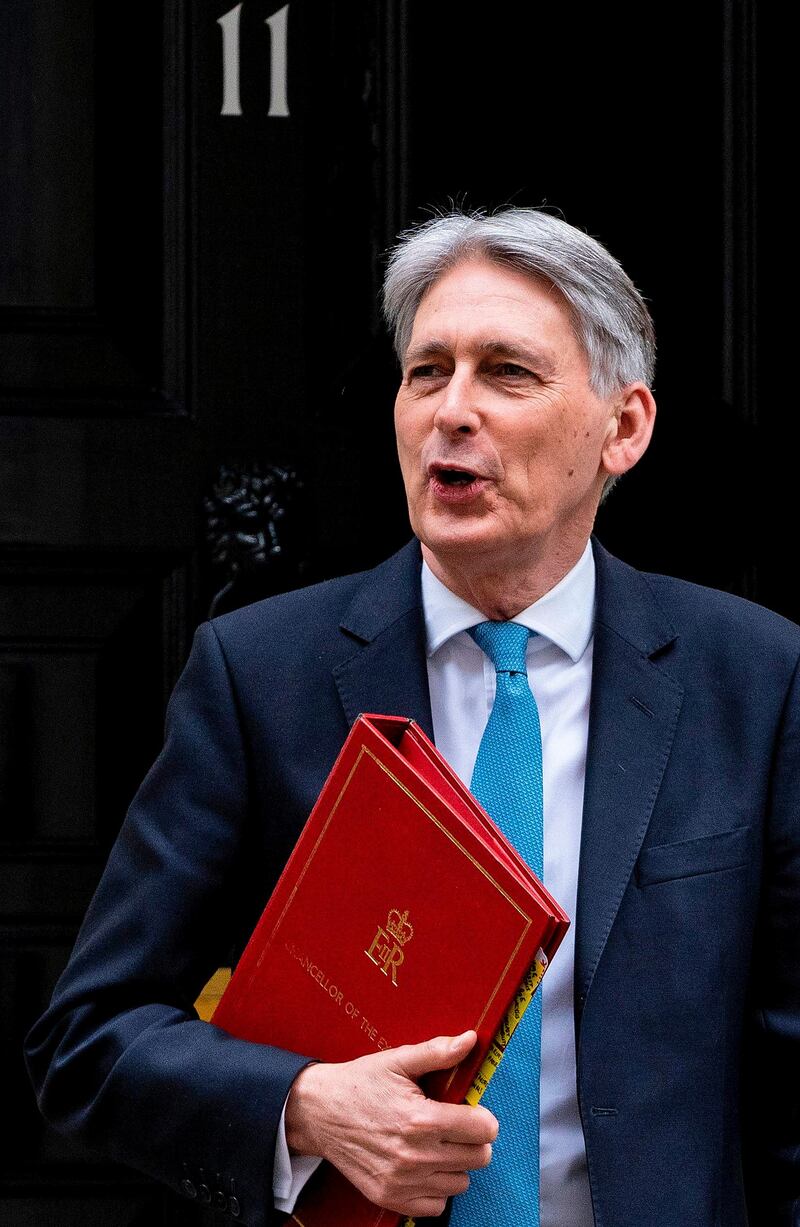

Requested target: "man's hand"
[{"left": 284, "top": 1030, "right": 497, "bottom": 1218}]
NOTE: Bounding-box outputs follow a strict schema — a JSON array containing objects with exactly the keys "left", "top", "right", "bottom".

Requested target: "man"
[{"left": 26, "top": 209, "right": 800, "bottom": 1226}]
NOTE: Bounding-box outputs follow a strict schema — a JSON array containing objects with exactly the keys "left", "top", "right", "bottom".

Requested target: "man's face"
[{"left": 394, "top": 257, "right": 620, "bottom": 575}]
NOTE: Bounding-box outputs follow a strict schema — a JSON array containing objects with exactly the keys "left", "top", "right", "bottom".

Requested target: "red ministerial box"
[{"left": 211, "top": 713, "right": 569, "bottom": 1227}]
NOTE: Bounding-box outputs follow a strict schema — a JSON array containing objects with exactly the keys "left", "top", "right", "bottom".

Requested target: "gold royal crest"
[{"left": 365, "top": 908, "right": 414, "bottom": 986}]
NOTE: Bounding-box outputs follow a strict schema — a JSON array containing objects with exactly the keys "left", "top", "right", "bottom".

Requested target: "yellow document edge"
[{"left": 402, "top": 947, "right": 548, "bottom": 1227}]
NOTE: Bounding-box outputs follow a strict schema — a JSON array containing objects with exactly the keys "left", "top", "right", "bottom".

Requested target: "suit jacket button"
[
  {"left": 229, "top": 1195, "right": 241, "bottom": 1217},
  {"left": 212, "top": 1190, "right": 227, "bottom": 1211},
  {"left": 180, "top": 1178, "right": 197, "bottom": 1199}
]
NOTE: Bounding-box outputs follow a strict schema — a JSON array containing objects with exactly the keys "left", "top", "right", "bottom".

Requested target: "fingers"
[
  {"left": 429, "top": 1100, "right": 499, "bottom": 1145},
  {"left": 369, "top": 1169, "right": 472, "bottom": 1217},
  {"left": 393, "top": 1140, "right": 492, "bottom": 1178},
  {"left": 408, "top": 1170, "right": 471, "bottom": 1198},
  {"left": 391, "top": 1120, "right": 493, "bottom": 1174},
  {"left": 391, "top": 1030, "right": 477, "bottom": 1079},
  {"left": 431, "top": 1141, "right": 493, "bottom": 1172},
  {"left": 426, "top": 1171, "right": 472, "bottom": 1196},
  {"left": 396, "top": 1195, "right": 450, "bottom": 1219}
]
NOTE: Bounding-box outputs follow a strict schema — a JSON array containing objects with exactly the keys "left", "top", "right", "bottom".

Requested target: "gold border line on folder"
[
  {"left": 364, "top": 746, "right": 534, "bottom": 1090},
  {"left": 366, "top": 747, "right": 533, "bottom": 922},
  {"left": 441, "top": 922, "right": 529, "bottom": 1096},
  {"left": 253, "top": 747, "right": 367, "bottom": 975}
]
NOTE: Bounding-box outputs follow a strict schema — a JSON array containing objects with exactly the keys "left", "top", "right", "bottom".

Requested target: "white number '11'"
[{"left": 217, "top": 3, "right": 289, "bottom": 117}]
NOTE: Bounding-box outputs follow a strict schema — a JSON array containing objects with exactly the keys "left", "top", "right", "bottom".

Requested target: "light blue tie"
[{"left": 450, "top": 621, "right": 543, "bottom": 1227}]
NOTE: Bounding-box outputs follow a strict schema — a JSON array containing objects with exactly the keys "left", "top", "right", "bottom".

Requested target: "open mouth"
[
  {"left": 436, "top": 467, "right": 477, "bottom": 486},
  {"left": 428, "top": 464, "right": 489, "bottom": 502}
]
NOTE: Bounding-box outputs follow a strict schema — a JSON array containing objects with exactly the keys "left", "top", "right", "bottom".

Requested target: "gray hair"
[{"left": 382, "top": 208, "right": 656, "bottom": 397}]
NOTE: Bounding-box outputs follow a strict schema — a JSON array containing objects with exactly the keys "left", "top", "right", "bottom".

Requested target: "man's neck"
[
  {"left": 422, "top": 537, "right": 591, "bottom": 618},
  {"left": 420, "top": 537, "right": 592, "bottom": 620}
]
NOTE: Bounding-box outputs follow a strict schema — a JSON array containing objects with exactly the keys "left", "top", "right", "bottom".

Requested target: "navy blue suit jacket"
[{"left": 26, "top": 539, "right": 800, "bottom": 1226}]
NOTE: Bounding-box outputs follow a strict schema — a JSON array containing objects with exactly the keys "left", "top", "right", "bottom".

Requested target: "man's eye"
[
  {"left": 495, "top": 362, "right": 533, "bottom": 378},
  {"left": 409, "top": 364, "right": 445, "bottom": 379}
]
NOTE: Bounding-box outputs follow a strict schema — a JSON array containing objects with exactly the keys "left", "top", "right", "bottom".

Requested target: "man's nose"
[{"left": 432, "top": 370, "right": 481, "bottom": 436}]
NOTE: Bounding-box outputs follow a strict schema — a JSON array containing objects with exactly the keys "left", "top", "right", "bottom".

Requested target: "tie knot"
[{"left": 469, "top": 621, "right": 531, "bottom": 674}]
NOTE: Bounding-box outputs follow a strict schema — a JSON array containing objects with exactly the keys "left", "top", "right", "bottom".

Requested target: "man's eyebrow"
[
  {"left": 403, "top": 340, "right": 451, "bottom": 367},
  {"left": 403, "top": 338, "right": 557, "bottom": 374},
  {"left": 476, "top": 339, "right": 557, "bottom": 373}
]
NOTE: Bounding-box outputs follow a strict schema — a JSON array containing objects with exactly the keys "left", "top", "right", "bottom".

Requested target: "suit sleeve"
[
  {"left": 24, "top": 622, "right": 314, "bottom": 1227},
  {"left": 746, "top": 651, "right": 800, "bottom": 1225}
]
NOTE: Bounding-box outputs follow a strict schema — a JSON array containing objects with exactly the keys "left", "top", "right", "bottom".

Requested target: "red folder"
[{"left": 211, "top": 714, "right": 569, "bottom": 1227}]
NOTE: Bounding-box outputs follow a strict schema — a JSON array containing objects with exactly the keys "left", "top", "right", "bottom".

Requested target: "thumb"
[{"left": 390, "top": 1030, "right": 477, "bottom": 1080}]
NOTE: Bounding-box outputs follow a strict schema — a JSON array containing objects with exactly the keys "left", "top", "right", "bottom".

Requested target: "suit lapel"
[
  {"left": 333, "top": 539, "right": 434, "bottom": 740},
  {"left": 574, "top": 542, "right": 684, "bottom": 1024}
]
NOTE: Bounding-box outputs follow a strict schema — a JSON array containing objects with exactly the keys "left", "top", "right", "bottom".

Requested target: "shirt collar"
[{"left": 421, "top": 539, "right": 595, "bottom": 664}]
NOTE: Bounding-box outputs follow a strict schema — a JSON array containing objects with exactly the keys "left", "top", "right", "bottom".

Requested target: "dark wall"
[{"left": 1, "top": 2, "right": 783, "bottom": 1223}]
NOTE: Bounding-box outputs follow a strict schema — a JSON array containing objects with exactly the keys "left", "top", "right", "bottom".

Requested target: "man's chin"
[{"left": 416, "top": 523, "right": 526, "bottom": 574}]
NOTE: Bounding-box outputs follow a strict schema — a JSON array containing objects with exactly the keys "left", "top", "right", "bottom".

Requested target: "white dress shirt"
[
  {"left": 275, "top": 542, "right": 597, "bottom": 1225},
  {"left": 422, "top": 541, "right": 596, "bottom": 1227}
]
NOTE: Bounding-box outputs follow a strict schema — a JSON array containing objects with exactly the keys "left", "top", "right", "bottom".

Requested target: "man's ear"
[{"left": 601, "top": 383, "right": 657, "bottom": 479}]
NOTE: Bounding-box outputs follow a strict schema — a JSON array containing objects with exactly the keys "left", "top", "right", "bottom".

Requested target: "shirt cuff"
[{"left": 273, "top": 1097, "right": 324, "bottom": 1213}]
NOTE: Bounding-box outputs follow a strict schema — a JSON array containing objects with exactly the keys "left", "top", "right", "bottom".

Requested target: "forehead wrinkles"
[{"left": 407, "top": 261, "right": 588, "bottom": 370}]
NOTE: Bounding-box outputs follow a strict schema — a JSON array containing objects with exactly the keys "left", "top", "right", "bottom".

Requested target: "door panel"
[{"left": 3, "top": 2, "right": 778, "bottom": 1223}]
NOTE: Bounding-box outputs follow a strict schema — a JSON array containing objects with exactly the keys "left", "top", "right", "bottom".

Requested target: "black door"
[{"left": 3, "top": 2, "right": 783, "bottom": 1224}]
